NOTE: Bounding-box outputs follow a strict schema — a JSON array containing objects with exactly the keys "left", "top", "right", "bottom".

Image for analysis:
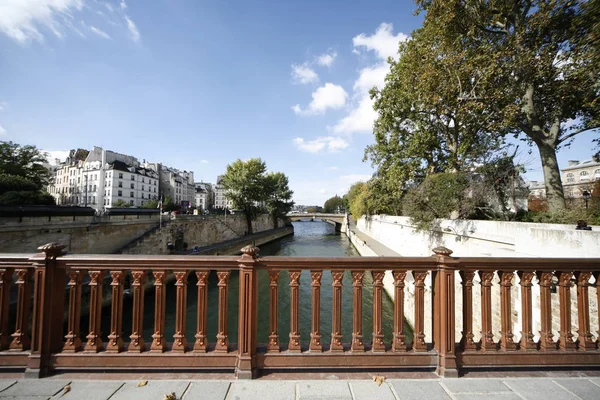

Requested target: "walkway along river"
[{"left": 77, "top": 220, "right": 412, "bottom": 348}]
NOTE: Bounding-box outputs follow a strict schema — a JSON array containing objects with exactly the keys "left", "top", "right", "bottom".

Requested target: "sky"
[{"left": 0, "top": 0, "right": 598, "bottom": 206}]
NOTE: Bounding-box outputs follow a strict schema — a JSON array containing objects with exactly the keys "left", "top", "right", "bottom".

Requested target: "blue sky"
[{"left": 0, "top": 0, "right": 597, "bottom": 206}]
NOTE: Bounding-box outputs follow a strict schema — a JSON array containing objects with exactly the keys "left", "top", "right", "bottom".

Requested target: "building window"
[
  {"left": 580, "top": 171, "right": 589, "bottom": 181},
  {"left": 141, "top": 201, "right": 144, "bottom": 206},
  {"left": 130, "top": 200, "right": 134, "bottom": 205},
  {"left": 130, "top": 183, "right": 134, "bottom": 189},
  {"left": 118, "top": 190, "right": 122, "bottom": 197},
  {"left": 131, "top": 175, "right": 135, "bottom": 180},
  {"left": 118, "top": 182, "right": 123, "bottom": 188},
  {"left": 130, "top": 192, "right": 134, "bottom": 197},
  {"left": 566, "top": 173, "right": 574, "bottom": 183},
  {"left": 119, "top": 173, "right": 123, "bottom": 179},
  {"left": 142, "top": 185, "right": 145, "bottom": 191},
  {"left": 93, "top": 185, "right": 96, "bottom": 192},
  {"left": 142, "top": 178, "right": 145, "bottom": 183}
]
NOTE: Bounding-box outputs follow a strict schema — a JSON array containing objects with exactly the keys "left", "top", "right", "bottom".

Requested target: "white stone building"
[
  {"left": 562, "top": 159, "right": 600, "bottom": 199},
  {"left": 194, "top": 182, "right": 214, "bottom": 210},
  {"left": 214, "top": 175, "right": 233, "bottom": 209}
]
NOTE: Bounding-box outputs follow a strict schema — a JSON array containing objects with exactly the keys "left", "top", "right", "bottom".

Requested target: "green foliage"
[
  {"left": 0, "top": 141, "right": 51, "bottom": 188},
  {"left": 0, "top": 173, "right": 38, "bottom": 194},
  {"left": 0, "top": 191, "right": 55, "bottom": 206},
  {"left": 162, "top": 196, "right": 179, "bottom": 212},
  {"left": 323, "top": 195, "right": 344, "bottom": 213},
  {"left": 141, "top": 199, "right": 159, "bottom": 209},
  {"left": 112, "top": 199, "right": 132, "bottom": 208},
  {"left": 518, "top": 208, "right": 600, "bottom": 226},
  {"left": 403, "top": 173, "right": 472, "bottom": 230},
  {"left": 348, "top": 183, "right": 369, "bottom": 221},
  {"left": 264, "top": 172, "right": 294, "bottom": 224}
]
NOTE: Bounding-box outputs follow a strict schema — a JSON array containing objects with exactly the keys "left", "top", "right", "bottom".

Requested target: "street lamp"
[{"left": 583, "top": 190, "right": 591, "bottom": 209}]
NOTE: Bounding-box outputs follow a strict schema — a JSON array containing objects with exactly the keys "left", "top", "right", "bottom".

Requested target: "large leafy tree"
[
  {"left": 0, "top": 141, "right": 52, "bottom": 188},
  {"left": 264, "top": 171, "right": 294, "bottom": 228},
  {"left": 222, "top": 158, "right": 269, "bottom": 235},
  {"left": 416, "top": 0, "right": 600, "bottom": 211},
  {"left": 323, "top": 195, "right": 344, "bottom": 213}
]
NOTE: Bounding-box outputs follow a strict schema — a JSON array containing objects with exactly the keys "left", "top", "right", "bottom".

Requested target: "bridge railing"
[{"left": 0, "top": 244, "right": 598, "bottom": 378}]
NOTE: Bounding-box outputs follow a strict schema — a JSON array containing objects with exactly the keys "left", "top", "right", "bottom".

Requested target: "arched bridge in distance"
[{"left": 286, "top": 213, "right": 345, "bottom": 232}]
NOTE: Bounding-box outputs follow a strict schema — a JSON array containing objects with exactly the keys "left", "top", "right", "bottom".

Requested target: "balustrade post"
[
  {"left": 392, "top": 271, "right": 407, "bottom": 352},
  {"left": 25, "top": 243, "right": 67, "bottom": 378},
  {"left": 85, "top": 270, "right": 105, "bottom": 353},
  {"left": 0, "top": 268, "right": 14, "bottom": 350},
  {"left": 351, "top": 271, "right": 364, "bottom": 352},
  {"left": 267, "top": 270, "right": 280, "bottom": 353},
  {"left": 412, "top": 271, "right": 428, "bottom": 352},
  {"left": 194, "top": 271, "right": 209, "bottom": 352},
  {"left": 151, "top": 271, "right": 168, "bottom": 352},
  {"left": 558, "top": 271, "right": 576, "bottom": 351},
  {"left": 331, "top": 270, "right": 344, "bottom": 352},
  {"left": 171, "top": 271, "right": 189, "bottom": 352},
  {"left": 575, "top": 272, "right": 595, "bottom": 351},
  {"left": 594, "top": 272, "right": 600, "bottom": 348},
  {"left": 128, "top": 271, "right": 147, "bottom": 352},
  {"left": 236, "top": 245, "right": 259, "bottom": 379},
  {"left": 517, "top": 272, "right": 536, "bottom": 351},
  {"left": 106, "top": 271, "right": 125, "bottom": 353},
  {"left": 499, "top": 271, "right": 516, "bottom": 351},
  {"left": 433, "top": 247, "right": 458, "bottom": 378},
  {"left": 215, "top": 271, "right": 230, "bottom": 352},
  {"left": 11, "top": 269, "right": 32, "bottom": 352},
  {"left": 309, "top": 271, "right": 322, "bottom": 352},
  {"left": 478, "top": 271, "right": 495, "bottom": 351},
  {"left": 63, "top": 270, "right": 83, "bottom": 353},
  {"left": 372, "top": 271, "right": 385, "bottom": 353},
  {"left": 537, "top": 272, "right": 556, "bottom": 351},
  {"left": 459, "top": 270, "right": 476, "bottom": 351},
  {"left": 288, "top": 270, "right": 302, "bottom": 352}
]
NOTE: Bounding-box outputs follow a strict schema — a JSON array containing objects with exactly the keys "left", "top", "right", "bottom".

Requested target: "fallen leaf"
[
  {"left": 137, "top": 381, "right": 148, "bottom": 387},
  {"left": 372, "top": 375, "right": 386, "bottom": 386},
  {"left": 164, "top": 392, "right": 176, "bottom": 400},
  {"left": 59, "top": 384, "right": 71, "bottom": 397}
]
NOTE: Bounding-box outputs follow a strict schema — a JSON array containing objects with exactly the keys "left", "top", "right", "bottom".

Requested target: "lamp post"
[{"left": 583, "top": 190, "right": 591, "bottom": 209}]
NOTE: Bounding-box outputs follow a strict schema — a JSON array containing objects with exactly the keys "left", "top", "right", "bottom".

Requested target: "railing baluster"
[
  {"left": 478, "top": 271, "right": 495, "bottom": 351},
  {"left": 351, "top": 271, "right": 364, "bottom": 352},
  {"left": 0, "top": 268, "right": 13, "bottom": 350},
  {"left": 310, "top": 271, "right": 322, "bottom": 352},
  {"left": 576, "top": 272, "right": 594, "bottom": 351},
  {"left": 63, "top": 270, "right": 83, "bottom": 352},
  {"left": 393, "top": 271, "right": 407, "bottom": 352},
  {"left": 172, "top": 271, "right": 189, "bottom": 352},
  {"left": 267, "top": 271, "right": 280, "bottom": 352},
  {"left": 518, "top": 271, "right": 536, "bottom": 351},
  {"left": 459, "top": 270, "right": 476, "bottom": 350},
  {"left": 194, "top": 271, "right": 209, "bottom": 352},
  {"left": 128, "top": 270, "right": 146, "bottom": 352},
  {"left": 558, "top": 271, "right": 576, "bottom": 350},
  {"left": 331, "top": 270, "right": 344, "bottom": 352},
  {"left": 538, "top": 272, "right": 556, "bottom": 351},
  {"left": 288, "top": 271, "right": 301, "bottom": 352},
  {"left": 215, "top": 271, "right": 230, "bottom": 352},
  {"left": 595, "top": 272, "right": 600, "bottom": 348},
  {"left": 84, "top": 271, "right": 105, "bottom": 352},
  {"left": 10, "top": 269, "right": 32, "bottom": 351},
  {"left": 499, "top": 271, "right": 516, "bottom": 351},
  {"left": 372, "top": 271, "right": 385, "bottom": 352},
  {"left": 412, "top": 271, "right": 427, "bottom": 352},
  {"left": 151, "top": 271, "right": 168, "bottom": 352},
  {"left": 106, "top": 271, "right": 125, "bottom": 353}
]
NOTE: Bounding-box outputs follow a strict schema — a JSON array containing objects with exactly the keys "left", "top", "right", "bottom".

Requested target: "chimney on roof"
[{"left": 568, "top": 160, "right": 579, "bottom": 167}]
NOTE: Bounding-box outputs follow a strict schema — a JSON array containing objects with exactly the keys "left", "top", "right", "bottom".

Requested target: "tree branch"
[{"left": 558, "top": 125, "right": 600, "bottom": 145}]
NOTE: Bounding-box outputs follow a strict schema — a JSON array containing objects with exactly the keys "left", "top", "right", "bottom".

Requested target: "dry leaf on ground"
[{"left": 137, "top": 380, "right": 148, "bottom": 387}]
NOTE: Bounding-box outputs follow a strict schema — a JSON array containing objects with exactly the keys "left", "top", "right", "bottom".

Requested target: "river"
[{"left": 85, "top": 221, "right": 411, "bottom": 347}]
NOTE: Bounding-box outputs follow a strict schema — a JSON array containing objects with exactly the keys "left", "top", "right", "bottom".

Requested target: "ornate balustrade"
[{"left": 0, "top": 243, "right": 598, "bottom": 379}]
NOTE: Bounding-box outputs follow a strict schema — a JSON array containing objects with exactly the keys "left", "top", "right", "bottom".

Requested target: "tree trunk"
[
  {"left": 245, "top": 212, "right": 253, "bottom": 235},
  {"left": 536, "top": 140, "right": 566, "bottom": 211},
  {"left": 272, "top": 214, "right": 278, "bottom": 229}
]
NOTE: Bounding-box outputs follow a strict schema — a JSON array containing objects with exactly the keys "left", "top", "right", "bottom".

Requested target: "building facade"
[
  {"left": 214, "top": 175, "right": 233, "bottom": 209},
  {"left": 561, "top": 159, "right": 600, "bottom": 199}
]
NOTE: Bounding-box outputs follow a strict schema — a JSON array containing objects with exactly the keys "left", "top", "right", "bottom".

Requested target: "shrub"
[{"left": 0, "top": 191, "right": 55, "bottom": 206}]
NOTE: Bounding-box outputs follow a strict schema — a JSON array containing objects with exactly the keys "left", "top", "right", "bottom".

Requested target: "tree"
[
  {"left": 222, "top": 158, "right": 269, "bottom": 235},
  {"left": 0, "top": 141, "right": 52, "bottom": 188},
  {"left": 141, "top": 199, "right": 159, "bottom": 209},
  {"left": 112, "top": 199, "right": 131, "bottom": 208},
  {"left": 323, "top": 195, "right": 344, "bottom": 213},
  {"left": 416, "top": 0, "right": 600, "bottom": 211},
  {"left": 162, "top": 196, "right": 179, "bottom": 212},
  {"left": 264, "top": 172, "right": 294, "bottom": 228}
]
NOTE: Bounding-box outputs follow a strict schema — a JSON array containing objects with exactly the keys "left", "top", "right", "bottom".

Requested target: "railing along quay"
[{"left": 0, "top": 243, "right": 599, "bottom": 378}]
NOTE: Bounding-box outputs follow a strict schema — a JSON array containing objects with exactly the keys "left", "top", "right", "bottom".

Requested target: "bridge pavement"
[{"left": 1, "top": 375, "right": 600, "bottom": 400}]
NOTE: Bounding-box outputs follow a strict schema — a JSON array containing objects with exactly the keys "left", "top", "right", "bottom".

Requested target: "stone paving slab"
[
  {"left": 502, "top": 379, "right": 578, "bottom": 400},
  {"left": 553, "top": 379, "right": 600, "bottom": 400},
  {"left": 390, "top": 380, "right": 451, "bottom": 400},
  {"left": 0, "top": 380, "right": 70, "bottom": 398},
  {"left": 49, "top": 381, "right": 124, "bottom": 400},
  {"left": 0, "top": 381, "right": 16, "bottom": 393},
  {"left": 454, "top": 394, "right": 523, "bottom": 400},
  {"left": 441, "top": 378, "right": 511, "bottom": 394},
  {"left": 182, "top": 381, "right": 230, "bottom": 400},
  {"left": 109, "top": 380, "right": 191, "bottom": 400},
  {"left": 227, "top": 381, "right": 295, "bottom": 400},
  {"left": 298, "top": 381, "right": 352, "bottom": 399},
  {"left": 349, "top": 381, "right": 396, "bottom": 400}
]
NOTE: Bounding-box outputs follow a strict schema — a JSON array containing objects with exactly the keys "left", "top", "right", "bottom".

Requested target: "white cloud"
[
  {"left": 200, "top": 159, "right": 209, "bottom": 164},
  {"left": 120, "top": 1, "right": 127, "bottom": 10},
  {"left": 352, "top": 22, "right": 407, "bottom": 61},
  {"left": 0, "top": 101, "right": 7, "bottom": 111},
  {"left": 293, "top": 83, "right": 347, "bottom": 115},
  {"left": 43, "top": 150, "right": 70, "bottom": 164},
  {"left": 293, "top": 136, "right": 349, "bottom": 154},
  {"left": 0, "top": 0, "right": 84, "bottom": 43},
  {"left": 0, "top": 124, "right": 6, "bottom": 136},
  {"left": 104, "top": 2, "right": 115, "bottom": 13},
  {"left": 291, "top": 63, "right": 318, "bottom": 85},
  {"left": 90, "top": 25, "right": 110, "bottom": 39},
  {"left": 332, "top": 23, "right": 408, "bottom": 135},
  {"left": 124, "top": 15, "right": 139, "bottom": 42},
  {"left": 317, "top": 51, "right": 337, "bottom": 68},
  {"left": 327, "top": 166, "right": 338, "bottom": 171}
]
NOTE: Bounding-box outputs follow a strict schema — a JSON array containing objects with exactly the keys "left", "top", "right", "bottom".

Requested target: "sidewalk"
[
  {"left": 346, "top": 216, "right": 401, "bottom": 256},
  {"left": 1, "top": 376, "right": 599, "bottom": 399}
]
